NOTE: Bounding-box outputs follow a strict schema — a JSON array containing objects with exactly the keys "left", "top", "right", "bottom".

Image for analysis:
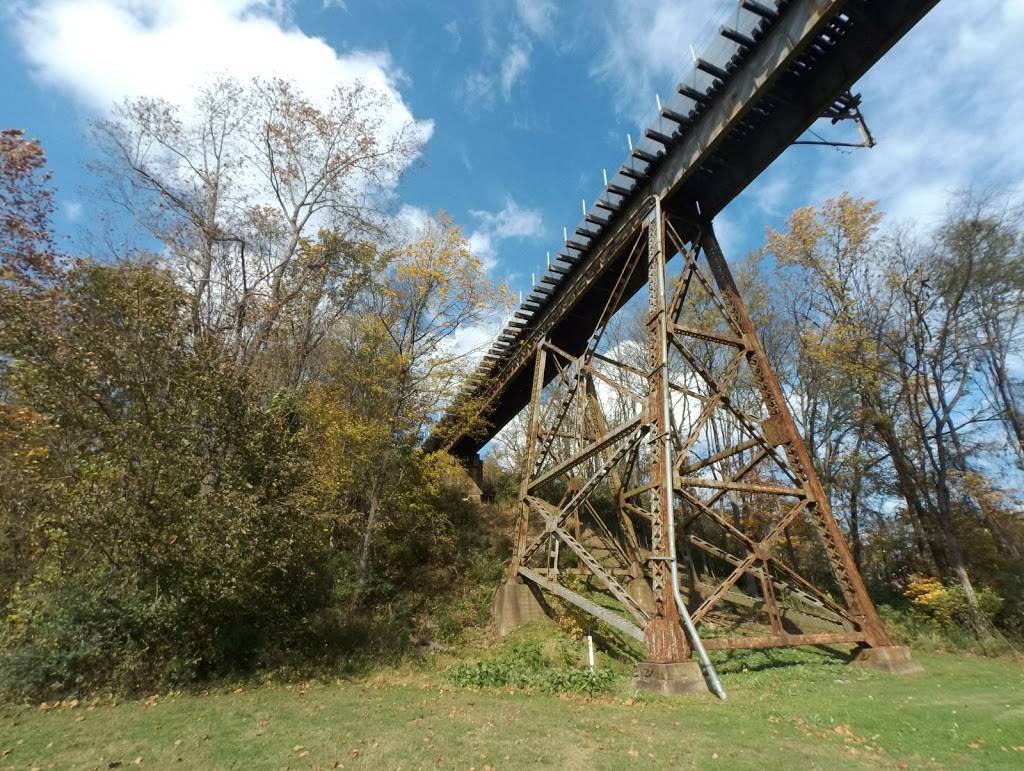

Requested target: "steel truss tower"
[{"left": 500, "top": 203, "right": 917, "bottom": 693}]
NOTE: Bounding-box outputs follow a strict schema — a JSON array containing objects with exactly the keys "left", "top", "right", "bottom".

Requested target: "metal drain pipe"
[{"left": 652, "top": 198, "right": 726, "bottom": 700}]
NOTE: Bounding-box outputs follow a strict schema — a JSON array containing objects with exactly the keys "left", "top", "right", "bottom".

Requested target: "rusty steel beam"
[
  {"left": 518, "top": 567, "right": 645, "bottom": 642},
  {"left": 702, "top": 632, "right": 866, "bottom": 651},
  {"left": 477, "top": 0, "right": 939, "bottom": 671},
  {"left": 674, "top": 475, "right": 806, "bottom": 497},
  {"left": 700, "top": 224, "right": 892, "bottom": 647},
  {"left": 529, "top": 414, "right": 641, "bottom": 491},
  {"left": 501, "top": 206, "right": 904, "bottom": 669}
]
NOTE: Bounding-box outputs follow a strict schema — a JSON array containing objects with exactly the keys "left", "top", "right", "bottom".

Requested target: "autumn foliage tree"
[
  {"left": 768, "top": 193, "right": 1024, "bottom": 638},
  {"left": 302, "top": 212, "right": 509, "bottom": 607},
  {"left": 0, "top": 79, "right": 507, "bottom": 695},
  {"left": 92, "top": 77, "right": 425, "bottom": 384},
  {"left": 0, "top": 129, "right": 58, "bottom": 288}
]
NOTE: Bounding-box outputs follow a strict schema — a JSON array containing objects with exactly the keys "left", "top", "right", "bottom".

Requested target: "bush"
[
  {"left": 903, "top": 575, "right": 1004, "bottom": 628},
  {"left": 446, "top": 637, "right": 619, "bottom": 696},
  {"left": 0, "top": 265, "right": 337, "bottom": 697}
]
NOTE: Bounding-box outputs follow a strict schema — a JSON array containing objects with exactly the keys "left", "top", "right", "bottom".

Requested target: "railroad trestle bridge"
[{"left": 430, "top": 0, "right": 938, "bottom": 695}]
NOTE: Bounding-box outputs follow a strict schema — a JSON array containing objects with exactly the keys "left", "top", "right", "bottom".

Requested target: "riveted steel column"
[
  {"left": 643, "top": 201, "right": 690, "bottom": 663},
  {"left": 509, "top": 342, "right": 548, "bottom": 579}
]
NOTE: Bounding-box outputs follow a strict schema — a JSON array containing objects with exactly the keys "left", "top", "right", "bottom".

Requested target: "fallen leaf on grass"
[{"left": 833, "top": 724, "right": 863, "bottom": 743}]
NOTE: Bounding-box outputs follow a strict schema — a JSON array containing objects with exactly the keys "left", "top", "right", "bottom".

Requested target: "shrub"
[
  {"left": 446, "top": 637, "right": 619, "bottom": 696},
  {"left": 0, "top": 264, "right": 336, "bottom": 697},
  {"left": 904, "top": 575, "right": 1004, "bottom": 628}
]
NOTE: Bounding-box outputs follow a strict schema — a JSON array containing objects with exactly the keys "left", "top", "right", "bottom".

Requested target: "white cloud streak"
[
  {"left": 514, "top": 0, "right": 555, "bottom": 38},
  {"left": 467, "top": 197, "right": 544, "bottom": 270},
  {"left": 500, "top": 45, "right": 530, "bottom": 101},
  {"left": 470, "top": 197, "right": 544, "bottom": 240},
  {"left": 11, "top": 0, "right": 431, "bottom": 154},
  {"left": 588, "top": 0, "right": 733, "bottom": 127}
]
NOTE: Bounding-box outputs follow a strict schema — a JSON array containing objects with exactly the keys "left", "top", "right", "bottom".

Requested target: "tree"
[
  {"left": 938, "top": 196, "right": 1024, "bottom": 470},
  {"left": 767, "top": 193, "right": 1024, "bottom": 638},
  {"left": 0, "top": 129, "right": 58, "bottom": 288},
  {"left": 0, "top": 261, "right": 333, "bottom": 693},
  {"left": 302, "top": 212, "right": 508, "bottom": 606},
  {"left": 92, "top": 77, "right": 424, "bottom": 382},
  {"left": 0, "top": 129, "right": 63, "bottom": 604}
]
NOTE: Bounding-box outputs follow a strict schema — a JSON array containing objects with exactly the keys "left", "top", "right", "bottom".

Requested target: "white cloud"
[
  {"left": 463, "top": 197, "right": 545, "bottom": 271},
  {"left": 459, "top": 43, "right": 532, "bottom": 110},
  {"left": 392, "top": 199, "right": 542, "bottom": 273},
  {"left": 467, "top": 231, "right": 497, "bottom": 269},
  {"left": 446, "top": 318, "right": 509, "bottom": 364},
  {"left": 588, "top": 0, "right": 733, "bottom": 126},
  {"left": 460, "top": 69, "right": 498, "bottom": 111},
  {"left": 393, "top": 203, "right": 431, "bottom": 240},
  {"left": 500, "top": 45, "right": 530, "bottom": 101},
  {"left": 62, "top": 200, "right": 84, "bottom": 222},
  {"left": 11, "top": 0, "right": 431, "bottom": 154},
  {"left": 444, "top": 19, "right": 461, "bottom": 49},
  {"left": 457, "top": 0, "right": 549, "bottom": 111},
  {"left": 514, "top": 0, "right": 555, "bottom": 38},
  {"left": 470, "top": 197, "right": 544, "bottom": 240}
]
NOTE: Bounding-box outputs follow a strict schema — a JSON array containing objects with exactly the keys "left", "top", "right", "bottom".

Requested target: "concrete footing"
[
  {"left": 851, "top": 645, "right": 923, "bottom": 674},
  {"left": 492, "top": 579, "right": 548, "bottom": 636},
  {"left": 633, "top": 661, "right": 708, "bottom": 696},
  {"left": 627, "top": 577, "right": 657, "bottom": 616}
]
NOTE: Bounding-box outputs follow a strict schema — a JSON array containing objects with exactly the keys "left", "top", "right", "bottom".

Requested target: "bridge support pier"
[
  {"left": 634, "top": 661, "right": 707, "bottom": 696},
  {"left": 851, "top": 645, "right": 923, "bottom": 674},
  {"left": 493, "top": 579, "right": 548, "bottom": 636}
]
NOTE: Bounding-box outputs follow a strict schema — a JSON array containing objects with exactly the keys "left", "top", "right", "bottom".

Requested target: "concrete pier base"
[
  {"left": 492, "top": 579, "right": 548, "bottom": 636},
  {"left": 627, "top": 577, "right": 657, "bottom": 616},
  {"left": 851, "top": 645, "right": 923, "bottom": 674},
  {"left": 634, "top": 661, "right": 708, "bottom": 696}
]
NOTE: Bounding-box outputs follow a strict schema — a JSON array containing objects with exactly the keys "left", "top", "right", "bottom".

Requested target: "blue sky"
[{"left": 3, "top": 0, "right": 1023, "bottom": 334}]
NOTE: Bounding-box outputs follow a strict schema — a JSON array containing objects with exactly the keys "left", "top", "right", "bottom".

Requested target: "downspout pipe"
[{"left": 652, "top": 197, "right": 727, "bottom": 700}]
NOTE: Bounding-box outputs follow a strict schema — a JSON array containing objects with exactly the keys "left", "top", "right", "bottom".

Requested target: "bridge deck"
[{"left": 433, "top": 0, "right": 939, "bottom": 459}]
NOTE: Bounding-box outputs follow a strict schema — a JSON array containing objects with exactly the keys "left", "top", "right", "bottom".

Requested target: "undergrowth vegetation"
[{"left": 446, "top": 629, "right": 621, "bottom": 696}]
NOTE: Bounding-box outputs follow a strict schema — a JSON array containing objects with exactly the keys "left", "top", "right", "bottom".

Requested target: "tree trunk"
[
  {"left": 351, "top": 474, "right": 384, "bottom": 611},
  {"left": 868, "top": 409, "right": 943, "bottom": 574},
  {"left": 988, "top": 350, "right": 1024, "bottom": 469},
  {"left": 933, "top": 444, "right": 989, "bottom": 639}
]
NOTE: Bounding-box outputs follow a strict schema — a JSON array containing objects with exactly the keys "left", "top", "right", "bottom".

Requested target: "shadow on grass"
[{"left": 708, "top": 644, "right": 853, "bottom": 675}]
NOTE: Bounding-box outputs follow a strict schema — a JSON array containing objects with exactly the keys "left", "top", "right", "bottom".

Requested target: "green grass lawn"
[{"left": 2, "top": 650, "right": 1022, "bottom": 770}]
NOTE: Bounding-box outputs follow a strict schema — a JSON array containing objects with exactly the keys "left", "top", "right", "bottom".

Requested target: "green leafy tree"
[{"left": 1, "top": 262, "right": 331, "bottom": 694}]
